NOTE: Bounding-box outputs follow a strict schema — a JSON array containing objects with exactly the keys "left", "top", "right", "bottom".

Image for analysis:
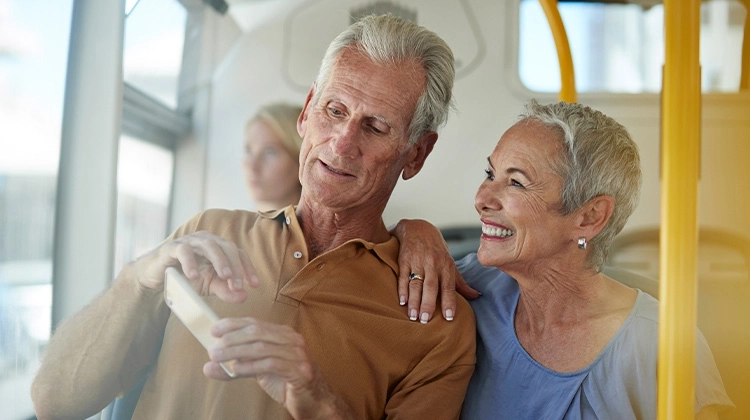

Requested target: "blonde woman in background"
[{"left": 243, "top": 102, "right": 304, "bottom": 211}]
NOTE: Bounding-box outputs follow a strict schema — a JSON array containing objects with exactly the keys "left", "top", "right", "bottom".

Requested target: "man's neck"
[{"left": 295, "top": 202, "right": 391, "bottom": 259}]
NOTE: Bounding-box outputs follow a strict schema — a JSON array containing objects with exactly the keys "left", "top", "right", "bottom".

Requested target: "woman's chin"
[{"left": 476, "top": 246, "right": 502, "bottom": 267}]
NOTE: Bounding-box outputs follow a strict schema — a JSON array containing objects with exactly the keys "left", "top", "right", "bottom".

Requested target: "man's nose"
[{"left": 330, "top": 121, "right": 360, "bottom": 157}]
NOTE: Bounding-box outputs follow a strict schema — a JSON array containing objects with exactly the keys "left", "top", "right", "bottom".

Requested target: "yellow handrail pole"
[
  {"left": 538, "top": 0, "right": 577, "bottom": 103},
  {"left": 659, "top": 0, "right": 701, "bottom": 419},
  {"left": 740, "top": 0, "right": 750, "bottom": 89}
]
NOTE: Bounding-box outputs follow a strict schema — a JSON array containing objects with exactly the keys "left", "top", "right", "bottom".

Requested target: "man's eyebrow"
[{"left": 371, "top": 114, "right": 393, "bottom": 128}]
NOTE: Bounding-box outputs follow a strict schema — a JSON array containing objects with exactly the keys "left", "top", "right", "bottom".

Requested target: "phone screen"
[{"left": 164, "top": 267, "right": 237, "bottom": 377}]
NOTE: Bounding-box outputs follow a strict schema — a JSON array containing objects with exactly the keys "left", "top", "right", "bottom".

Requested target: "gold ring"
[{"left": 408, "top": 273, "right": 423, "bottom": 281}]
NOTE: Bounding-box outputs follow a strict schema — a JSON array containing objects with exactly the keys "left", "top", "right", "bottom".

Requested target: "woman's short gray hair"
[
  {"left": 313, "top": 14, "right": 455, "bottom": 145},
  {"left": 519, "top": 100, "right": 642, "bottom": 271}
]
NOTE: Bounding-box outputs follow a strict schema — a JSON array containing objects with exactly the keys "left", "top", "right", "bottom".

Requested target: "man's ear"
[
  {"left": 402, "top": 131, "right": 438, "bottom": 180},
  {"left": 297, "top": 84, "right": 315, "bottom": 138},
  {"left": 576, "top": 195, "right": 615, "bottom": 239}
]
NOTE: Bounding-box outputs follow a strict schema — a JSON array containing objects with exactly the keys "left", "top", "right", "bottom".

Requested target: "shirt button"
[
  {"left": 293, "top": 251, "right": 302, "bottom": 259},
  {"left": 285, "top": 216, "right": 291, "bottom": 225}
]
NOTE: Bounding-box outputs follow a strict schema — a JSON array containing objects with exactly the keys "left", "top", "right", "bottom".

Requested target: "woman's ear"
[{"left": 577, "top": 195, "right": 615, "bottom": 238}]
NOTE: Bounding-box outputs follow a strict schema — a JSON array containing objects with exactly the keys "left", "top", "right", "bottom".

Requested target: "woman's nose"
[
  {"left": 475, "top": 182, "right": 500, "bottom": 213},
  {"left": 244, "top": 153, "right": 262, "bottom": 171}
]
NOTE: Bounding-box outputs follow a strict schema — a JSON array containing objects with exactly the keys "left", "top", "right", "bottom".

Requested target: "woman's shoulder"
[
  {"left": 629, "top": 290, "right": 659, "bottom": 324},
  {"left": 587, "top": 291, "right": 660, "bottom": 382},
  {"left": 603, "top": 291, "right": 660, "bottom": 358}
]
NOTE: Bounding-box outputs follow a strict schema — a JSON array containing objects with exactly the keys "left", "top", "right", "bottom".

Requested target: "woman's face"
[
  {"left": 243, "top": 120, "right": 301, "bottom": 210},
  {"left": 474, "top": 119, "right": 579, "bottom": 272}
]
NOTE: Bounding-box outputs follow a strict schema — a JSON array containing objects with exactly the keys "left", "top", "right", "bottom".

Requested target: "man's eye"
[{"left": 484, "top": 169, "right": 494, "bottom": 181}]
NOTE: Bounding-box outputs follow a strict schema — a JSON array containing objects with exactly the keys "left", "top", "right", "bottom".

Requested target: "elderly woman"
[{"left": 395, "top": 100, "right": 733, "bottom": 419}]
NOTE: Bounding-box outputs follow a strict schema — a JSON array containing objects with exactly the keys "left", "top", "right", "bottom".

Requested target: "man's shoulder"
[
  {"left": 429, "top": 300, "right": 477, "bottom": 365},
  {"left": 180, "top": 208, "right": 268, "bottom": 233},
  {"left": 454, "top": 295, "right": 477, "bottom": 326},
  {"left": 429, "top": 297, "right": 477, "bottom": 349},
  {"left": 197, "top": 207, "right": 259, "bottom": 221}
]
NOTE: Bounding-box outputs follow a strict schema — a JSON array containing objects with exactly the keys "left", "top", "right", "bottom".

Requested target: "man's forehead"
[{"left": 320, "top": 49, "right": 423, "bottom": 121}]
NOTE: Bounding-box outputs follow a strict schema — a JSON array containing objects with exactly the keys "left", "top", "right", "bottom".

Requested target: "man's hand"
[
  {"left": 132, "top": 230, "right": 259, "bottom": 303},
  {"left": 391, "top": 219, "right": 480, "bottom": 324},
  {"left": 204, "top": 318, "right": 355, "bottom": 420}
]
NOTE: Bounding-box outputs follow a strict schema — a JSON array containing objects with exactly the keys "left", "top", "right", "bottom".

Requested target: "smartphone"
[{"left": 164, "top": 266, "right": 237, "bottom": 377}]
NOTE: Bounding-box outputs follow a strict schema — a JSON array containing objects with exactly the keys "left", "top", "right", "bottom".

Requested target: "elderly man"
[{"left": 31, "top": 14, "right": 475, "bottom": 420}]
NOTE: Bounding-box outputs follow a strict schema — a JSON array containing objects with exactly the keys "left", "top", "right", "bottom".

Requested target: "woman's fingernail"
[
  {"left": 409, "top": 309, "right": 418, "bottom": 321},
  {"left": 399, "top": 295, "right": 406, "bottom": 306},
  {"left": 445, "top": 309, "right": 454, "bottom": 321},
  {"left": 420, "top": 312, "right": 429, "bottom": 324}
]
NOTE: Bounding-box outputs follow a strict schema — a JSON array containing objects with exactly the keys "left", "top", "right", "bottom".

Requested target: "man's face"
[{"left": 296, "top": 47, "right": 431, "bottom": 214}]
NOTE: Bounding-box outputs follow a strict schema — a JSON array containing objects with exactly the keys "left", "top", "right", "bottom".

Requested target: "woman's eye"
[
  {"left": 263, "top": 148, "right": 278, "bottom": 157},
  {"left": 510, "top": 179, "right": 524, "bottom": 188},
  {"left": 484, "top": 169, "right": 494, "bottom": 181}
]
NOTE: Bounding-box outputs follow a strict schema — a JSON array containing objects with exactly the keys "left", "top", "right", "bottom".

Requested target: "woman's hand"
[{"left": 391, "top": 219, "right": 480, "bottom": 323}]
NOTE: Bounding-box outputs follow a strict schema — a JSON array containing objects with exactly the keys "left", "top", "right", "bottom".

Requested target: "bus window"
[
  {"left": 0, "top": 0, "right": 73, "bottom": 418},
  {"left": 115, "top": 136, "right": 175, "bottom": 275},
  {"left": 519, "top": 0, "right": 747, "bottom": 93},
  {"left": 124, "top": 0, "right": 187, "bottom": 109}
]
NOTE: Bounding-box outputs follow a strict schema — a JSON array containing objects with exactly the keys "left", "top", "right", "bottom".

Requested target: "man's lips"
[{"left": 320, "top": 159, "right": 353, "bottom": 177}]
